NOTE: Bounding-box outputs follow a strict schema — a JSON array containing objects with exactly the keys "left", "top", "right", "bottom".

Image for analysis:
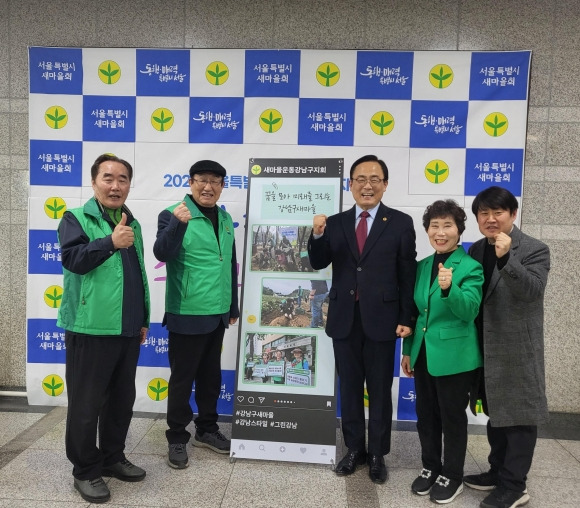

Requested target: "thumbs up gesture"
[
  {"left": 112, "top": 212, "right": 135, "bottom": 249},
  {"left": 437, "top": 263, "right": 453, "bottom": 290}
]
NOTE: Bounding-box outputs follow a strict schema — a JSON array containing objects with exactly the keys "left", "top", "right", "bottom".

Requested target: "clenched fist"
[{"left": 312, "top": 214, "right": 327, "bottom": 236}]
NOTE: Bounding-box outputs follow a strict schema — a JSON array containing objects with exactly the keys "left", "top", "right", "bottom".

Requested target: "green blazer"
[{"left": 403, "top": 246, "right": 483, "bottom": 376}]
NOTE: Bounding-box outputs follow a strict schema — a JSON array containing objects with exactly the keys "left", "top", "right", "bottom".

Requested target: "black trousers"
[
  {"left": 413, "top": 344, "right": 475, "bottom": 481},
  {"left": 332, "top": 303, "right": 396, "bottom": 456},
  {"left": 482, "top": 391, "right": 537, "bottom": 492},
  {"left": 65, "top": 332, "right": 141, "bottom": 480},
  {"left": 166, "top": 324, "right": 225, "bottom": 444}
]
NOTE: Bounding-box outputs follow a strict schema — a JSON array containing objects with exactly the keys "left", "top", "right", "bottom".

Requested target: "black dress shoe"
[
  {"left": 335, "top": 449, "right": 367, "bottom": 476},
  {"left": 367, "top": 454, "right": 388, "bottom": 484}
]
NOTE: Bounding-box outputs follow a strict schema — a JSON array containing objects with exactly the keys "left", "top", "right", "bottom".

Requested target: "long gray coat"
[{"left": 469, "top": 226, "right": 550, "bottom": 427}]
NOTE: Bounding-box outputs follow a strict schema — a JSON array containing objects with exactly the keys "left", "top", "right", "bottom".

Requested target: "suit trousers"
[
  {"left": 482, "top": 391, "right": 537, "bottom": 492},
  {"left": 65, "top": 332, "right": 141, "bottom": 480},
  {"left": 332, "top": 303, "right": 396, "bottom": 456},
  {"left": 413, "top": 344, "right": 475, "bottom": 481},
  {"left": 166, "top": 324, "right": 225, "bottom": 444}
]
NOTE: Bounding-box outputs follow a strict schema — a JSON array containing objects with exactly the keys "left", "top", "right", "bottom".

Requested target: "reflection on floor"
[{"left": 0, "top": 396, "right": 577, "bottom": 507}]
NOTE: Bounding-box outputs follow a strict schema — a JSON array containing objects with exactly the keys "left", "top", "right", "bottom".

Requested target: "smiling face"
[
  {"left": 275, "top": 351, "right": 283, "bottom": 361},
  {"left": 350, "top": 160, "right": 388, "bottom": 211},
  {"left": 476, "top": 207, "right": 517, "bottom": 241},
  {"left": 92, "top": 160, "right": 131, "bottom": 209},
  {"left": 427, "top": 215, "right": 460, "bottom": 254},
  {"left": 189, "top": 171, "right": 224, "bottom": 208}
]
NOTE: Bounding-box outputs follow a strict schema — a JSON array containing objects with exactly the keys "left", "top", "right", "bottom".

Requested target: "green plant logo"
[
  {"left": 429, "top": 64, "right": 453, "bottom": 89},
  {"left": 44, "top": 197, "right": 66, "bottom": 219},
  {"left": 151, "top": 108, "right": 174, "bottom": 132},
  {"left": 44, "top": 285, "right": 63, "bottom": 308},
  {"left": 425, "top": 159, "right": 450, "bottom": 184},
  {"left": 259, "top": 109, "right": 283, "bottom": 133},
  {"left": 316, "top": 62, "right": 340, "bottom": 87},
  {"left": 250, "top": 165, "right": 262, "bottom": 175},
  {"left": 98, "top": 60, "right": 121, "bottom": 85},
  {"left": 370, "top": 111, "right": 395, "bottom": 136},
  {"left": 147, "top": 378, "right": 169, "bottom": 401},
  {"left": 44, "top": 106, "right": 68, "bottom": 129},
  {"left": 483, "top": 112, "right": 508, "bottom": 137},
  {"left": 42, "top": 374, "right": 64, "bottom": 397},
  {"left": 205, "top": 61, "right": 229, "bottom": 85},
  {"left": 364, "top": 387, "right": 369, "bottom": 408}
]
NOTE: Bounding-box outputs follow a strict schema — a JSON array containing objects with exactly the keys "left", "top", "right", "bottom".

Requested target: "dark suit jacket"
[{"left": 308, "top": 203, "right": 416, "bottom": 341}]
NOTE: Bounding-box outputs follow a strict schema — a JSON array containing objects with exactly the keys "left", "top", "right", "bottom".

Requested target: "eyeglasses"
[
  {"left": 192, "top": 178, "right": 223, "bottom": 188},
  {"left": 352, "top": 177, "right": 384, "bottom": 186}
]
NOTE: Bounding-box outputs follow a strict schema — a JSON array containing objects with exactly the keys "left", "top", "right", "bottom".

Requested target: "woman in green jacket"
[{"left": 402, "top": 200, "right": 483, "bottom": 505}]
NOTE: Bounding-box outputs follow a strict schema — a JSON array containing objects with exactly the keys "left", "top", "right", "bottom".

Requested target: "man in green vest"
[
  {"left": 58, "top": 154, "right": 150, "bottom": 504},
  {"left": 154, "top": 160, "right": 239, "bottom": 469}
]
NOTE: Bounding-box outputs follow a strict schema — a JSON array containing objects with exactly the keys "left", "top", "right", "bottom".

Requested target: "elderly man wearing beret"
[{"left": 154, "top": 160, "right": 239, "bottom": 469}]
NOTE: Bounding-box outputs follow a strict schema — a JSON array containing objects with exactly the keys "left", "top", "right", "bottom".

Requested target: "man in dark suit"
[
  {"left": 464, "top": 186, "right": 550, "bottom": 508},
  {"left": 308, "top": 154, "right": 417, "bottom": 484}
]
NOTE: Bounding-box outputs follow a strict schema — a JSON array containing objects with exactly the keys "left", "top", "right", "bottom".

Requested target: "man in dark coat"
[
  {"left": 308, "top": 154, "right": 416, "bottom": 484},
  {"left": 464, "top": 186, "right": 550, "bottom": 508}
]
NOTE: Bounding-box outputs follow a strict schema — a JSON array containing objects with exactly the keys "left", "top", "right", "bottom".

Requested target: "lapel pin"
[{"left": 383, "top": 217, "right": 387, "bottom": 221}]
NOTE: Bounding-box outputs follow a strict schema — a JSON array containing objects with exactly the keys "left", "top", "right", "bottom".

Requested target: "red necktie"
[{"left": 356, "top": 211, "right": 370, "bottom": 255}]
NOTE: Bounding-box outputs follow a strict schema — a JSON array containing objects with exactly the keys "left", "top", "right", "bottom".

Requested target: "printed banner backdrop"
[{"left": 28, "top": 47, "right": 531, "bottom": 427}]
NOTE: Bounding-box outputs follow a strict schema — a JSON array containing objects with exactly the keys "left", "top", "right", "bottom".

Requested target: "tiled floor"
[{"left": 0, "top": 397, "right": 578, "bottom": 507}]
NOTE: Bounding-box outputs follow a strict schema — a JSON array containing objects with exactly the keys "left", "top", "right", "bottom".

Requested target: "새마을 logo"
[
  {"left": 151, "top": 108, "right": 174, "bottom": 132},
  {"left": 44, "top": 106, "right": 68, "bottom": 129},
  {"left": 259, "top": 109, "right": 283, "bottom": 133},
  {"left": 424, "top": 159, "right": 449, "bottom": 184},
  {"left": 429, "top": 64, "right": 453, "bottom": 89},
  {"left": 44, "top": 197, "right": 66, "bottom": 220},
  {"left": 147, "top": 378, "right": 169, "bottom": 401},
  {"left": 205, "top": 61, "right": 229, "bottom": 85},
  {"left": 98, "top": 60, "right": 121, "bottom": 85},
  {"left": 316, "top": 62, "right": 340, "bottom": 87},
  {"left": 42, "top": 374, "right": 64, "bottom": 397},
  {"left": 483, "top": 112, "right": 508, "bottom": 137},
  {"left": 370, "top": 111, "right": 394, "bottom": 136},
  {"left": 44, "top": 285, "right": 63, "bottom": 309}
]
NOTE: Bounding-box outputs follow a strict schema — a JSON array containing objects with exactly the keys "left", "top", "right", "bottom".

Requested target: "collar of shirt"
[{"left": 355, "top": 203, "right": 380, "bottom": 230}]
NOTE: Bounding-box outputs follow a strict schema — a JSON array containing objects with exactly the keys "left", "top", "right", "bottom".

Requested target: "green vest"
[
  {"left": 164, "top": 197, "right": 234, "bottom": 315},
  {"left": 57, "top": 198, "right": 150, "bottom": 335}
]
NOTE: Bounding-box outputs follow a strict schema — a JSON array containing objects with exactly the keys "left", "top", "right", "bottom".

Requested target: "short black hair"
[
  {"left": 91, "top": 154, "right": 133, "bottom": 182},
  {"left": 471, "top": 186, "right": 518, "bottom": 216},
  {"left": 422, "top": 199, "right": 467, "bottom": 236},
  {"left": 349, "top": 154, "right": 388, "bottom": 181}
]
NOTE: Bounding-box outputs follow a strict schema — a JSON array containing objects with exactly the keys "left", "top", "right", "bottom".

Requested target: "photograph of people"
[
  {"left": 290, "top": 348, "right": 309, "bottom": 369},
  {"left": 251, "top": 225, "right": 314, "bottom": 272},
  {"left": 260, "top": 278, "right": 312, "bottom": 327},
  {"left": 241, "top": 334, "right": 316, "bottom": 386},
  {"left": 401, "top": 199, "right": 483, "bottom": 504}
]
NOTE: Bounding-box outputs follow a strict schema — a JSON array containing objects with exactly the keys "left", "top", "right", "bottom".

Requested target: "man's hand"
[
  {"left": 229, "top": 317, "right": 238, "bottom": 325},
  {"left": 111, "top": 213, "right": 134, "bottom": 249},
  {"left": 173, "top": 201, "right": 192, "bottom": 223},
  {"left": 396, "top": 324, "right": 412, "bottom": 338},
  {"left": 140, "top": 327, "right": 148, "bottom": 345},
  {"left": 312, "top": 214, "right": 327, "bottom": 235},
  {"left": 401, "top": 355, "right": 414, "bottom": 377},
  {"left": 438, "top": 263, "right": 453, "bottom": 291},
  {"left": 494, "top": 232, "right": 512, "bottom": 258}
]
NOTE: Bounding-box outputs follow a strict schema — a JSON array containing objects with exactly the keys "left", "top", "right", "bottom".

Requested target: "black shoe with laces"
[
  {"left": 430, "top": 475, "right": 464, "bottom": 504},
  {"left": 74, "top": 477, "right": 110, "bottom": 503},
  {"left": 480, "top": 487, "right": 530, "bottom": 508},
  {"left": 463, "top": 470, "right": 497, "bottom": 491},
  {"left": 193, "top": 430, "right": 231, "bottom": 454}
]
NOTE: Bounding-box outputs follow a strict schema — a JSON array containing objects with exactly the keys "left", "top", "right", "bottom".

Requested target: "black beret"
[{"left": 189, "top": 160, "right": 227, "bottom": 178}]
